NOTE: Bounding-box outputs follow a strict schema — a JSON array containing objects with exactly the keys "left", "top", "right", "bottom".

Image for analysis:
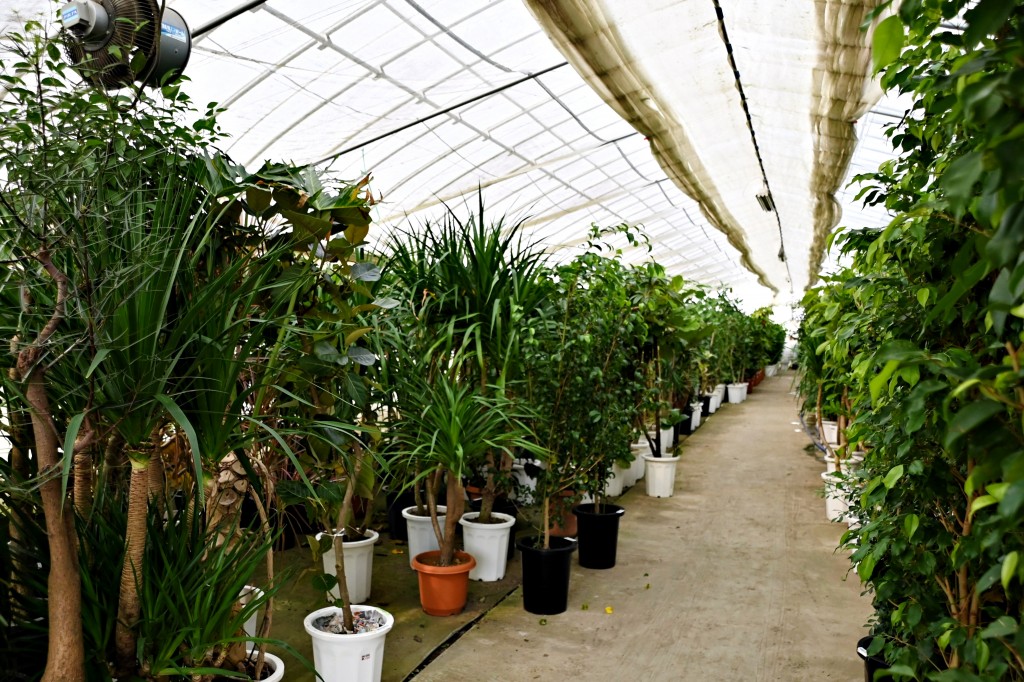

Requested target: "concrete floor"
[{"left": 266, "top": 371, "right": 871, "bottom": 681}]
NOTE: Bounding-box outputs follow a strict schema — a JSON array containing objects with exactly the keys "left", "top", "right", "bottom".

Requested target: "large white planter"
[
  {"left": 659, "top": 426, "right": 675, "bottom": 455},
  {"left": 630, "top": 442, "right": 648, "bottom": 481},
  {"left": 316, "top": 529, "right": 379, "bottom": 603},
  {"left": 618, "top": 458, "right": 636, "bottom": 489},
  {"left": 239, "top": 585, "right": 265, "bottom": 639},
  {"left": 821, "top": 471, "right": 849, "bottom": 522},
  {"left": 714, "top": 383, "right": 726, "bottom": 403},
  {"left": 727, "top": 382, "right": 748, "bottom": 403},
  {"left": 766, "top": 364, "right": 778, "bottom": 378},
  {"left": 690, "top": 401, "right": 703, "bottom": 429},
  {"left": 820, "top": 420, "right": 839, "bottom": 444},
  {"left": 605, "top": 461, "right": 627, "bottom": 496},
  {"left": 459, "top": 511, "right": 515, "bottom": 581},
  {"left": 643, "top": 455, "right": 680, "bottom": 498},
  {"left": 304, "top": 605, "right": 394, "bottom": 682},
  {"left": 402, "top": 506, "right": 445, "bottom": 568},
  {"left": 709, "top": 391, "right": 721, "bottom": 413},
  {"left": 246, "top": 647, "right": 284, "bottom": 682}
]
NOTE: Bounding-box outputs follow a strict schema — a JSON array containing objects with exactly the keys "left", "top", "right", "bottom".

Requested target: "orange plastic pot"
[{"left": 411, "top": 550, "right": 476, "bottom": 616}]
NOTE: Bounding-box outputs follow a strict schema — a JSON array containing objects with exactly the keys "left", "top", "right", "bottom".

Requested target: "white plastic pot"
[
  {"left": 821, "top": 471, "right": 849, "bottom": 522},
  {"left": 304, "top": 605, "right": 394, "bottom": 682},
  {"left": 316, "top": 529, "right": 379, "bottom": 603},
  {"left": 402, "top": 506, "right": 445, "bottom": 568},
  {"left": 766, "top": 364, "right": 778, "bottom": 378},
  {"left": 643, "top": 455, "right": 680, "bottom": 498},
  {"left": 238, "top": 585, "right": 265, "bottom": 639},
  {"left": 630, "top": 442, "right": 648, "bottom": 482},
  {"left": 459, "top": 511, "right": 516, "bottom": 581},
  {"left": 820, "top": 420, "right": 839, "bottom": 444},
  {"left": 709, "top": 391, "right": 721, "bottom": 413},
  {"left": 659, "top": 426, "right": 675, "bottom": 456},
  {"left": 727, "top": 382, "right": 748, "bottom": 404},
  {"left": 690, "top": 401, "right": 703, "bottom": 429},
  {"left": 605, "top": 462, "right": 627, "bottom": 496},
  {"left": 246, "top": 647, "right": 284, "bottom": 682}
]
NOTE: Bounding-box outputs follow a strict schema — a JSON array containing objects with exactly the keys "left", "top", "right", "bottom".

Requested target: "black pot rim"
[
  {"left": 571, "top": 502, "right": 625, "bottom": 518},
  {"left": 515, "top": 534, "right": 577, "bottom": 554}
]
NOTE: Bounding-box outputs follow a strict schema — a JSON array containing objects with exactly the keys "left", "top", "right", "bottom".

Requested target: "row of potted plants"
[
  {"left": 0, "top": 21, "right": 788, "bottom": 682},
  {"left": 796, "top": 4, "right": 1024, "bottom": 679}
]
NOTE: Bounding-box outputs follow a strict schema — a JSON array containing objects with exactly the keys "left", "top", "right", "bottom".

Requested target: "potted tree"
[{"left": 389, "top": 336, "right": 544, "bottom": 613}]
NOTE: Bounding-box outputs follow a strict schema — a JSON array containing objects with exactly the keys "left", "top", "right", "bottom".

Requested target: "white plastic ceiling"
[{"left": 0, "top": 0, "right": 904, "bottom": 312}]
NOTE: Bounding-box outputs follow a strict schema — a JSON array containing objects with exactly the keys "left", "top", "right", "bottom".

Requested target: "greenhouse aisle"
[{"left": 411, "top": 372, "right": 871, "bottom": 681}]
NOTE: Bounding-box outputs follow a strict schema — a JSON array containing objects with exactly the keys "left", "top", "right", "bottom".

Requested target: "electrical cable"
[{"left": 710, "top": 0, "right": 793, "bottom": 292}]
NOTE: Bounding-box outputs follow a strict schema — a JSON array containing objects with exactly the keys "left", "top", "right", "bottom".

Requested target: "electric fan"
[{"left": 59, "top": 0, "right": 191, "bottom": 88}]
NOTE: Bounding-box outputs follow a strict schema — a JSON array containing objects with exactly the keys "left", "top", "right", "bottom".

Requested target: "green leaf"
[
  {"left": 904, "top": 513, "right": 920, "bottom": 539},
  {"left": 246, "top": 187, "right": 272, "bottom": 214},
  {"left": 872, "top": 15, "right": 905, "bottom": 72},
  {"left": 60, "top": 412, "right": 86, "bottom": 502},
  {"left": 351, "top": 262, "right": 381, "bottom": 282},
  {"left": 347, "top": 346, "right": 376, "bottom": 366},
  {"left": 282, "top": 209, "right": 332, "bottom": 242},
  {"left": 941, "top": 151, "right": 984, "bottom": 213},
  {"left": 981, "top": 615, "right": 1018, "bottom": 639},
  {"left": 883, "top": 464, "right": 904, "bottom": 490},
  {"left": 999, "top": 481, "right": 1024, "bottom": 517},
  {"left": 964, "top": 0, "right": 1015, "bottom": 47},
  {"left": 858, "top": 553, "right": 878, "bottom": 581},
  {"left": 1002, "top": 551, "right": 1018, "bottom": 591},
  {"left": 155, "top": 394, "right": 204, "bottom": 505},
  {"left": 871, "top": 360, "right": 900, "bottom": 405},
  {"left": 969, "top": 494, "right": 998, "bottom": 518},
  {"left": 916, "top": 288, "right": 929, "bottom": 306},
  {"left": 372, "top": 296, "right": 399, "bottom": 309},
  {"left": 883, "top": 664, "right": 916, "bottom": 677},
  {"left": 944, "top": 401, "right": 1003, "bottom": 448},
  {"left": 84, "top": 348, "right": 110, "bottom": 378},
  {"left": 985, "top": 202, "right": 1024, "bottom": 268}
]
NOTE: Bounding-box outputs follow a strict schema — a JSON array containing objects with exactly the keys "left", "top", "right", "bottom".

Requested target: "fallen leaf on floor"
[
  {"left": 581, "top": 603, "right": 589, "bottom": 610},
  {"left": 605, "top": 606, "right": 613, "bottom": 614},
  {"left": 413, "top": 635, "right": 423, "bottom": 643},
  {"left": 391, "top": 549, "right": 404, "bottom": 554}
]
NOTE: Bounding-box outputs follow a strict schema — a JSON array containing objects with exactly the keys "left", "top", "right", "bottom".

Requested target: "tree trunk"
[
  {"left": 73, "top": 451, "right": 93, "bottom": 518},
  {"left": 115, "top": 454, "right": 150, "bottom": 674},
  {"left": 439, "top": 473, "right": 464, "bottom": 566},
  {"left": 25, "top": 368, "right": 87, "bottom": 682}
]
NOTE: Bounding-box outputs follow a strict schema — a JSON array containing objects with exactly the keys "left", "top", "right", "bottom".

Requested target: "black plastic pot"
[
  {"left": 516, "top": 535, "right": 577, "bottom": 615},
  {"left": 572, "top": 503, "right": 625, "bottom": 569},
  {"left": 700, "top": 394, "right": 713, "bottom": 416},
  {"left": 385, "top": 488, "right": 416, "bottom": 541},
  {"left": 856, "top": 636, "right": 891, "bottom": 681}
]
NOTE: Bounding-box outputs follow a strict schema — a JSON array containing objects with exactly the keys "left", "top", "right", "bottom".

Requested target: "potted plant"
[
  {"left": 390, "top": 338, "right": 543, "bottom": 612},
  {"left": 518, "top": 227, "right": 650, "bottom": 600}
]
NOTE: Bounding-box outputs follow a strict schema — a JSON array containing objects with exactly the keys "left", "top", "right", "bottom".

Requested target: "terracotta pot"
[{"left": 411, "top": 550, "right": 476, "bottom": 616}]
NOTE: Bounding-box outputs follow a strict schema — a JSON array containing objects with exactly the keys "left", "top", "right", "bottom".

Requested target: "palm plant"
[
  {"left": 389, "top": 333, "right": 545, "bottom": 566},
  {"left": 382, "top": 194, "right": 547, "bottom": 523}
]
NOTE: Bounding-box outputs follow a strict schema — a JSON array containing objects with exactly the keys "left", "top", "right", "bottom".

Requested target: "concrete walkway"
[{"left": 412, "top": 372, "right": 871, "bottom": 681}]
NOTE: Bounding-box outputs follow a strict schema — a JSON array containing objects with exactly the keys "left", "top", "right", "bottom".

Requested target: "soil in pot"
[
  {"left": 412, "top": 550, "right": 476, "bottom": 616},
  {"left": 572, "top": 503, "right": 625, "bottom": 569},
  {"left": 516, "top": 535, "right": 577, "bottom": 615}
]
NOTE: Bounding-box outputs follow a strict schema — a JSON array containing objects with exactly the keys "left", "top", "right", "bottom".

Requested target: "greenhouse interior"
[{"left": 0, "top": 0, "right": 1021, "bottom": 680}]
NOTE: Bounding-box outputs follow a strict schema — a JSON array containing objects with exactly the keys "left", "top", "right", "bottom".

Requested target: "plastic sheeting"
[{"left": 0, "top": 0, "right": 901, "bottom": 310}]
